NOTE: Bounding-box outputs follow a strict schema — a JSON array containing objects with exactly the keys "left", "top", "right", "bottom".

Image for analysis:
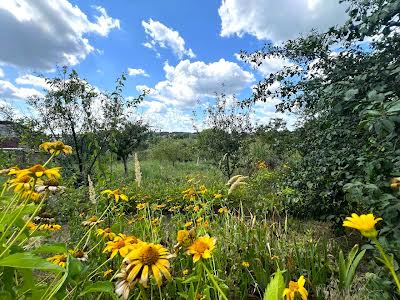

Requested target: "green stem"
[
  {"left": 202, "top": 261, "right": 228, "bottom": 300},
  {"left": 43, "top": 153, "right": 57, "bottom": 167},
  {"left": 139, "top": 285, "right": 149, "bottom": 300},
  {"left": 372, "top": 237, "right": 400, "bottom": 294}
]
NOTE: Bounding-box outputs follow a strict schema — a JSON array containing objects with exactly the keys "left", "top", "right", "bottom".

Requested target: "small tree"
[
  {"left": 151, "top": 138, "right": 195, "bottom": 166},
  {"left": 109, "top": 121, "right": 149, "bottom": 174},
  {"left": 197, "top": 94, "right": 252, "bottom": 178}
]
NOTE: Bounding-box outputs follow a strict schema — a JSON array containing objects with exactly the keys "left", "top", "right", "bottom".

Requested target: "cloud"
[
  {"left": 0, "top": 67, "right": 4, "bottom": 78},
  {"left": 142, "top": 19, "right": 195, "bottom": 59},
  {"left": 219, "top": 0, "right": 348, "bottom": 42},
  {"left": 253, "top": 99, "right": 298, "bottom": 129},
  {"left": 15, "top": 74, "right": 49, "bottom": 89},
  {"left": 0, "top": 79, "right": 42, "bottom": 100},
  {"left": 0, "top": 1, "right": 120, "bottom": 70},
  {"left": 235, "top": 53, "right": 293, "bottom": 76},
  {"left": 138, "top": 59, "right": 254, "bottom": 107},
  {"left": 128, "top": 68, "right": 149, "bottom": 77}
]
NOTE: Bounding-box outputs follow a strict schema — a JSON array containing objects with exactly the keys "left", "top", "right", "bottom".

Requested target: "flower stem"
[
  {"left": 202, "top": 261, "right": 228, "bottom": 300},
  {"left": 372, "top": 237, "right": 400, "bottom": 294}
]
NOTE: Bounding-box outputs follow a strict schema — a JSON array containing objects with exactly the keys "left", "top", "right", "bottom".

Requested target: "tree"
[
  {"left": 241, "top": 0, "right": 400, "bottom": 231},
  {"left": 28, "top": 67, "right": 145, "bottom": 184},
  {"left": 197, "top": 94, "right": 252, "bottom": 178},
  {"left": 151, "top": 138, "right": 196, "bottom": 166},
  {"left": 110, "top": 121, "right": 149, "bottom": 174}
]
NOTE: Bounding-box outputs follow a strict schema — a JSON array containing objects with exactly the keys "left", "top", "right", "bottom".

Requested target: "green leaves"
[
  {"left": 79, "top": 281, "right": 118, "bottom": 299},
  {"left": 0, "top": 252, "right": 64, "bottom": 273},
  {"left": 338, "top": 244, "right": 366, "bottom": 292},
  {"left": 263, "top": 269, "right": 285, "bottom": 300}
]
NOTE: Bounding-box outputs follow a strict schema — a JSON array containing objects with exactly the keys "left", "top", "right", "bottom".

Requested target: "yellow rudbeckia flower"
[
  {"left": 101, "top": 189, "right": 129, "bottom": 203},
  {"left": 186, "top": 236, "right": 216, "bottom": 263}
]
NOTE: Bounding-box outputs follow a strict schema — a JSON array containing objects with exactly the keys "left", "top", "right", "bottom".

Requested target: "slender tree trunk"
[{"left": 123, "top": 156, "right": 128, "bottom": 175}]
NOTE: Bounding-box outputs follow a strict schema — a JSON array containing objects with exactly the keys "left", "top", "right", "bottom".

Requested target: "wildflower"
[
  {"left": 104, "top": 269, "right": 113, "bottom": 277},
  {"left": 14, "top": 164, "right": 61, "bottom": 180},
  {"left": 8, "top": 175, "right": 32, "bottom": 192},
  {"left": 115, "top": 267, "right": 137, "bottom": 300},
  {"left": 186, "top": 236, "right": 216, "bottom": 263},
  {"left": 136, "top": 202, "right": 147, "bottom": 210},
  {"left": 183, "top": 269, "right": 189, "bottom": 276},
  {"left": 82, "top": 215, "right": 102, "bottom": 226},
  {"left": 21, "top": 190, "right": 42, "bottom": 202},
  {"left": 283, "top": 275, "right": 308, "bottom": 300},
  {"left": 103, "top": 234, "right": 141, "bottom": 259},
  {"left": 38, "top": 223, "right": 62, "bottom": 231},
  {"left": 199, "top": 185, "right": 207, "bottom": 194},
  {"left": 270, "top": 255, "right": 280, "bottom": 261},
  {"left": 47, "top": 254, "right": 67, "bottom": 268},
  {"left": 97, "top": 228, "right": 116, "bottom": 240},
  {"left": 177, "top": 230, "right": 189, "bottom": 245},
  {"left": 134, "top": 153, "right": 142, "bottom": 188},
  {"left": 343, "top": 213, "right": 382, "bottom": 238},
  {"left": 40, "top": 141, "right": 72, "bottom": 155},
  {"left": 151, "top": 217, "right": 160, "bottom": 226},
  {"left": 242, "top": 261, "right": 250, "bottom": 268},
  {"left": 184, "top": 221, "right": 193, "bottom": 228},
  {"left": 168, "top": 205, "right": 181, "bottom": 212},
  {"left": 257, "top": 161, "right": 267, "bottom": 169},
  {"left": 193, "top": 205, "right": 200, "bottom": 212},
  {"left": 213, "top": 193, "right": 223, "bottom": 199},
  {"left": 87, "top": 175, "right": 96, "bottom": 204},
  {"left": 101, "top": 189, "right": 128, "bottom": 202},
  {"left": 123, "top": 242, "right": 172, "bottom": 287},
  {"left": 35, "top": 178, "right": 65, "bottom": 193},
  {"left": 182, "top": 187, "right": 196, "bottom": 201},
  {"left": 153, "top": 203, "right": 166, "bottom": 210},
  {"left": 218, "top": 207, "right": 228, "bottom": 214},
  {"left": 390, "top": 177, "right": 400, "bottom": 189},
  {"left": 27, "top": 221, "right": 37, "bottom": 231},
  {"left": 69, "top": 249, "right": 88, "bottom": 261},
  {"left": 196, "top": 217, "right": 203, "bottom": 224}
]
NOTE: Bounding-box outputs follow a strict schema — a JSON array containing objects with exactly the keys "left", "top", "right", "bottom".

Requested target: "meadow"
[{"left": 0, "top": 142, "right": 398, "bottom": 300}]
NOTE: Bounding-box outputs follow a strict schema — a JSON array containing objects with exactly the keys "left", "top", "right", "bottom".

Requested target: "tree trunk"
[{"left": 123, "top": 156, "right": 128, "bottom": 175}]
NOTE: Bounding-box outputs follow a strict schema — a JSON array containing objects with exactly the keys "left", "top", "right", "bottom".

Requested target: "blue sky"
[{"left": 0, "top": 0, "right": 349, "bottom": 131}]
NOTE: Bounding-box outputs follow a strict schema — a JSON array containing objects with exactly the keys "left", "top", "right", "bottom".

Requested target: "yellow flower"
[
  {"left": 122, "top": 242, "right": 172, "bottom": 287},
  {"left": 193, "top": 205, "right": 200, "bottom": 212},
  {"left": 16, "top": 164, "right": 61, "bottom": 180},
  {"left": 40, "top": 141, "right": 72, "bottom": 156},
  {"left": 213, "top": 193, "right": 223, "bottom": 199},
  {"left": 184, "top": 221, "right": 193, "bottom": 228},
  {"left": 168, "top": 205, "right": 181, "bottom": 212},
  {"left": 101, "top": 189, "right": 128, "bottom": 202},
  {"left": 182, "top": 187, "right": 196, "bottom": 200},
  {"left": 103, "top": 234, "right": 141, "bottom": 259},
  {"left": 196, "top": 217, "right": 203, "bottom": 223},
  {"left": 82, "top": 215, "right": 102, "bottom": 226},
  {"left": 21, "top": 190, "right": 42, "bottom": 202},
  {"left": 38, "top": 223, "right": 62, "bottom": 231},
  {"left": 257, "top": 161, "right": 267, "bottom": 169},
  {"left": 186, "top": 236, "right": 216, "bottom": 263},
  {"left": 270, "top": 255, "right": 280, "bottom": 261},
  {"left": 199, "top": 185, "right": 207, "bottom": 194},
  {"left": 47, "top": 254, "right": 67, "bottom": 268},
  {"left": 183, "top": 269, "right": 189, "bottom": 276},
  {"left": 136, "top": 202, "right": 147, "bottom": 210},
  {"left": 242, "top": 261, "right": 250, "bottom": 268},
  {"left": 8, "top": 175, "right": 32, "bottom": 192},
  {"left": 27, "top": 221, "right": 37, "bottom": 231},
  {"left": 283, "top": 275, "right": 308, "bottom": 300},
  {"left": 218, "top": 207, "right": 228, "bottom": 214},
  {"left": 97, "top": 228, "right": 116, "bottom": 240},
  {"left": 177, "top": 230, "right": 189, "bottom": 245},
  {"left": 343, "top": 213, "right": 382, "bottom": 238},
  {"left": 153, "top": 203, "right": 166, "bottom": 210},
  {"left": 104, "top": 269, "right": 113, "bottom": 277},
  {"left": 151, "top": 217, "right": 160, "bottom": 226}
]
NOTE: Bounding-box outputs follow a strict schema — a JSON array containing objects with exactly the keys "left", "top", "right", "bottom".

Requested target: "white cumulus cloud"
[
  {"left": 219, "top": 0, "right": 348, "bottom": 42},
  {"left": 137, "top": 59, "right": 254, "bottom": 107},
  {"left": 0, "top": 1, "right": 120, "bottom": 70},
  {"left": 15, "top": 74, "right": 49, "bottom": 89},
  {"left": 0, "top": 79, "right": 42, "bottom": 100},
  {"left": 128, "top": 68, "right": 149, "bottom": 77},
  {"left": 142, "top": 19, "right": 195, "bottom": 59}
]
